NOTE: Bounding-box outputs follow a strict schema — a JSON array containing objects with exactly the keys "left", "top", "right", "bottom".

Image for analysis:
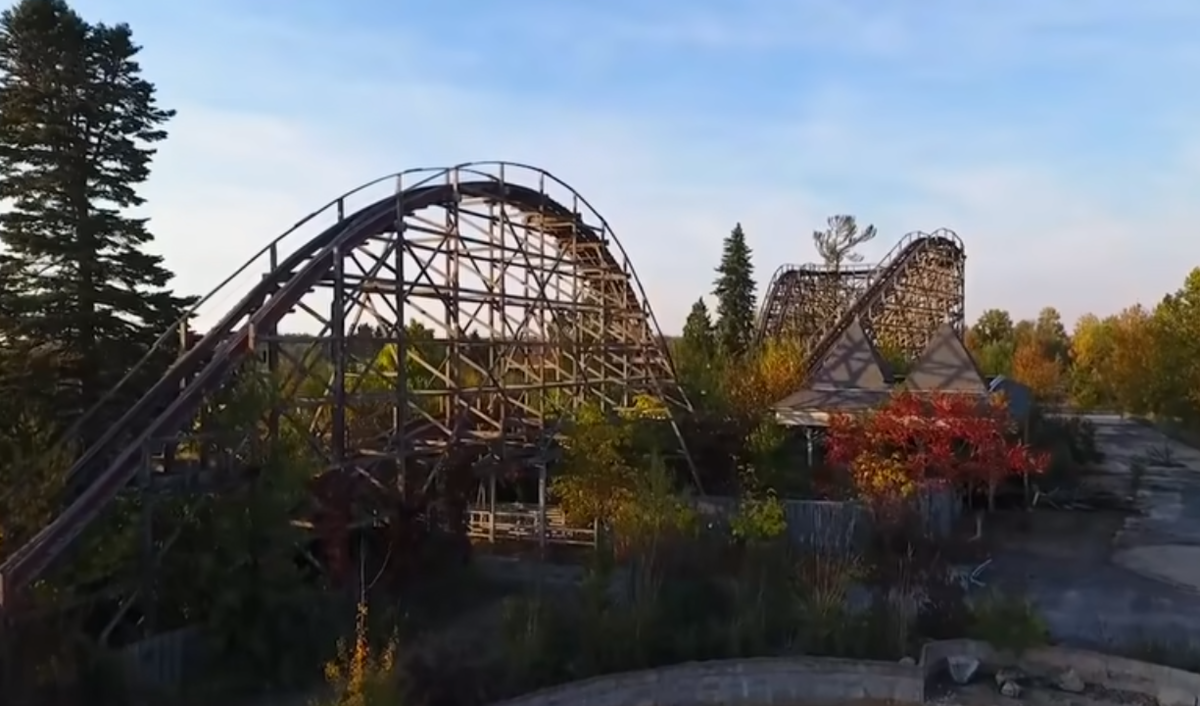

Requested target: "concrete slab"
[
  {"left": 1085, "top": 415, "right": 1200, "bottom": 582},
  {"left": 1112, "top": 545, "right": 1200, "bottom": 593},
  {"left": 985, "top": 414, "right": 1200, "bottom": 647}
]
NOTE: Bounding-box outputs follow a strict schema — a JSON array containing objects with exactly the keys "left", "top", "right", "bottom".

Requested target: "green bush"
[{"left": 966, "top": 589, "right": 1049, "bottom": 653}]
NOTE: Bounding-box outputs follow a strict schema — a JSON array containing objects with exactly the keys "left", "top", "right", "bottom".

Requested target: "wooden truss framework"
[
  {"left": 755, "top": 229, "right": 966, "bottom": 371},
  {"left": 0, "top": 163, "right": 695, "bottom": 619}
]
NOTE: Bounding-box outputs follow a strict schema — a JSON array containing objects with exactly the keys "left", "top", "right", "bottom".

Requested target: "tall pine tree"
[
  {"left": 713, "top": 223, "right": 756, "bottom": 359},
  {"left": 0, "top": 0, "right": 191, "bottom": 423}
]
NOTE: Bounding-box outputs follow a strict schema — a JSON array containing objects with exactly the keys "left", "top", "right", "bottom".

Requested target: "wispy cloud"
[{"left": 73, "top": 0, "right": 1200, "bottom": 330}]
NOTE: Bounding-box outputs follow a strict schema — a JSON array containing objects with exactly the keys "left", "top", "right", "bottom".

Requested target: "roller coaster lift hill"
[{"left": 0, "top": 162, "right": 698, "bottom": 614}]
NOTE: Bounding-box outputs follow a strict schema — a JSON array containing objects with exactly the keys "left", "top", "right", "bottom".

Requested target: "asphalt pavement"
[{"left": 987, "top": 414, "right": 1200, "bottom": 647}]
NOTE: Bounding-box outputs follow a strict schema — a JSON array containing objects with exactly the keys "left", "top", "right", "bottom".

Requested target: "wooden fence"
[
  {"left": 115, "top": 625, "right": 203, "bottom": 688},
  {"left": 693, "top": 486, "right": 962, "bottom": 554},
  {"left": 466, "top": 486, "right": 960, "bottom": 555}
]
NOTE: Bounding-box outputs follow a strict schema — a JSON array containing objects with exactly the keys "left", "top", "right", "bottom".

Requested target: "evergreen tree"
[
  {"left": 673, "top": 297, "right": 722, "bottom": 405},
  {"left": 0, "top": 0, "right": 191, "bottom": 422},
  {"left": 713, "top": 223, "right": 756, "bottom": 359},
  {"left": 680, "top": 298, "right": 716, "bottom": 360}
]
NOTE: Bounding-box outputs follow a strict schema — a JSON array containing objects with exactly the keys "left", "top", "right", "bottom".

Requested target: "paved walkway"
[
  {"left": 1087, "top": 414, "right": 1200, "bottom": 588},
  {"left": 988, "top": 414, "right": 1200, "bottom": 647}
]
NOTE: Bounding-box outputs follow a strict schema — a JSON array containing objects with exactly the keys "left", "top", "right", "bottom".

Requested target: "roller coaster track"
[
  {"left": 754, "top": 229, "right": 966, "bottom": 376},
  {"left": 803, "top": 229, "right": 966, "bottom": 376},
  {"left": 754, "top": 262, "right": 874, "bottom": 348},
  {"left": 0, "top": 162, "right": 695, "bottom": 608}
]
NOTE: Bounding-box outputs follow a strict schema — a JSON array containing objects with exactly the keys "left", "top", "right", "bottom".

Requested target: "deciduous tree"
[
  {"left": 724, "top": 339, "right": 805, "bottom": 417},
  {"left": 1012, "top": 319, "right": 1036, "bottom": 348},
  {"left": 1109, "top": 305, "right": 1155, "bottom": 415},
  {"left": 1146, "top": 270, "right": 1200, "bottom": 420},
  {"left": 552, "top": 403, "right": 637, "bottom": 526},
  {"left": 1034, "top": 306, "right": 1071, "bottom": 365},
  {"left": 1012, "top": 339, "right": 1061, "bottom": 401},
  {"left": 966, "top": 309, "right": 1017, "bottom": 378},
  {"left": 973, "top": 309, "right": 1013, "bottom": 345},
  {"left": 1069, "top": 313, "right": 1116, "bottom": 409}
]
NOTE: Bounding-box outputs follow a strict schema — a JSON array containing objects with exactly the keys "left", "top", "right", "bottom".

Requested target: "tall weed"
[{"left": 316, "top": 601, "right": 404, "bottom": 706}]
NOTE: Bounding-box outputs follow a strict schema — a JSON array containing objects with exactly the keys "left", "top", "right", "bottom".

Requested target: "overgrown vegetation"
[
  {"left": 318, "top": 517, "right": 1054, "bottom": 706},
  {"left": 1, "top": 1, "right": 1199, "bottom": 704}
]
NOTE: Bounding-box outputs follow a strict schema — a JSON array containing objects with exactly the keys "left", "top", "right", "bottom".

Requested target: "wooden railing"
[{"left": 467, "top": 504, "right": 598, "bottom": 547}]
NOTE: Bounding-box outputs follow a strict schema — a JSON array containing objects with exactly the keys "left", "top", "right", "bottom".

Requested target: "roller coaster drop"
[
  {"left": 0, "top": 162, "right": 695, "bottom": 613},
  {"left": 755, "top": 229, "right": 967, "bottom": 371}
]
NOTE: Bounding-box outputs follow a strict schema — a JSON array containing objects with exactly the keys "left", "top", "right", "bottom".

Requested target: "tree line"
[
  {"left": 667, "top": 213, "right": 1200, "bottom": 431},
  {"left": 964, "top": 268, "right": 1200, "bottom": 422},
  {"left": 667, "top": 215, "right": 885, "bottom": 418}
]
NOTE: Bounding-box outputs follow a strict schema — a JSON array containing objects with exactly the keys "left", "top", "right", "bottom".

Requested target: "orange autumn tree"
[
  {"left": 1011, "top": 339, "right": 1062, "bottom": 401},
  {"left": 826, "top": 391, "right": 1049, "bottom": 516}
]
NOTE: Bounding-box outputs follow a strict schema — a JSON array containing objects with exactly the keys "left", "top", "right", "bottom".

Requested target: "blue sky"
[{"left": 72, "top": 0, "right": 1200, "bottom": 332}]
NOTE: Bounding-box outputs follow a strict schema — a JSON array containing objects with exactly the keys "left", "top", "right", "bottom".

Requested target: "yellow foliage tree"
[
  {"left": 1109, "top": 305, "right": 1155, "bottom": 415},
  {"left": 724, "top": 339, "right": 805, "bottom": 416},
  {"left": 551, "top": 404, "right": 637, "bottom": 526},
  {"left": 1069, "top": 313, "right": 1116, "bottom": 409},
  {"left": 1145, "top": 273, "right": 1200, "bottom": 420}
]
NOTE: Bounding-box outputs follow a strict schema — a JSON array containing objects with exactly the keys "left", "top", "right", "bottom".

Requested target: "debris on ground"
[
  {"left": 1054, "top": 667, "right": 1086, "bottom": 693},
  {"left": 931, "top": 667, "right": 1158, "bottom": 706},
  {"left": 949, "top": 655, "right": 982, "bottom": 684}
]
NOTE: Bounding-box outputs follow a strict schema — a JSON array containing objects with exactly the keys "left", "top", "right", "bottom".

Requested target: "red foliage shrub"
[{"left": 825, "top": 391, "right": 1049, "bottom": 513}]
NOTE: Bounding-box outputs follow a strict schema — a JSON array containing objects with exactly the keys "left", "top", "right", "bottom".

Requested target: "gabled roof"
[
  {"left": 905, "top": 322, "right": 987, "bottom": 393},
  {"left": 807, "top": 318, "right": 894, "bottom": 390}
]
